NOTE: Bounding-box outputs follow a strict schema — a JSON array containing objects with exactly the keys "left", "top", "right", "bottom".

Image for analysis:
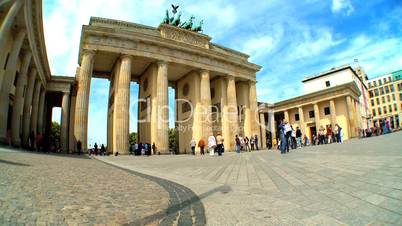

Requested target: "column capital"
[
  {"left": 199, "top": 69, "right": 209, "bottom": 74},
  {"left": 248, "top": 80, "right": 257, "bottom": 85},
  {"left": 82, "top": 49, "right": 96, "bottom": 56},
  {"left": 120, "top": 54, "right": 132, "bottom": 61},
  {"left": 156, "top": 60, "right": 168, "bottom": 66}
]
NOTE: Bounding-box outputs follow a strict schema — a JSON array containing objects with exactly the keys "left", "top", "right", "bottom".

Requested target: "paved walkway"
[{"left": 98, "top": 131, "right": 402, "bottom": 225}]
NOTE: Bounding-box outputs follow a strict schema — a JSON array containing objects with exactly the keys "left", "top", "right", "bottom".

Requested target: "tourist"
[
  {"left": 318, "top": 126, "right": 325, "bottom": 145},
  {"left": 266, "top": 131, "right": 272, "bottom": 149},
  {"left": 94, "top": 143, "right": 98, "bottom": 155},
  {"left": 190, "top": 138, "right": 197, "bottom": 155},
  {"left": 250, "top": 136, "right": 254, "bottom": 150},
  {"left": 254, "top": 134, "right": 259, "bottom": 150},
  {"left": 76, "top": 140, "right": 82, "bottom": 155},
  {"left": 279, "top": 120, "right": 287, "bottom": 154},
  {"left": 147, "top": 143, "right": 151, "bottom": 156},
  {"left": 284, "top": 121, "right": 292, "bottom": 152},
  {"left": 291, "top": 126, "right": 297, "bottom": 149},
  {"left": 216, "top": 133, "right": 224, "bottom": 156},
  {"left": 101, "top": 144, "right": 106, "bottom": 155},
  {"left": 239, "top": 135, "right": 244, "bottom": 151},
  {"left": 152, "top": 142, "right": 157, "bottom": 155},
  {"left": 208, "top": 134, "right": 216, "bottom": 156},
  {"left": 303, "top": 135, "right": 309, "bottom": 146},
  {"left": 335, "top": 124, "right": 343, "bottom": 143},
  {"left": 245, "top": 136, "right": 250, "bottom": 152},
  {"left": 235, "top": 135, "right": 241, "bottom": 153},
  {"left": 296, "top": 127, "right": 302, "bottom": 148},
  {"left": 143, "top": 143, "right": 147, "bottom": 155},
  {"left": 327, "top": 125, "right": 333, "bottom": 144},
  {"left": 386, "top": 118, "right": 391, "bottom": 133},
  {"left": 198, "top": 138, "right": 205, "bottom": 155},
  {"left": 334, "top": 124, "right": 339, "bottom": 142}
]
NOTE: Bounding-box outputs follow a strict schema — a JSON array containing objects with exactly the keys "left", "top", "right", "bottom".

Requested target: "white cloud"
[{"left": 331, "top": 0, "right": 354, "bottom": 16}]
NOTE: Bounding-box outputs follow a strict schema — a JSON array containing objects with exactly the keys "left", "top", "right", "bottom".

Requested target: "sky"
[{"left": 43, "top": 0, "right": 402, "bottom": 146}]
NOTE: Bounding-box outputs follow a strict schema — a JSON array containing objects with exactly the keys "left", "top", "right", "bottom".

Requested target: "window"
[
  {"left": 309, "top": 110, "right": 315, "bottom": 118},
  {"left": 376, "top": 98, "right": 380, "bottom": 105},
  {"left": 383, "top": 78, "right": 387, "bottom": 84},
  {"left": 379, "top": 79, "right": 382, "bottom": 85},
  {"left": 382, "top": 96, "right": 385, "bottom": 103},
  {"left": 394, "top": 104, "right": 398, "bottom": 111},
  {"left": 371, "top": 99, "right": 375, "bottom": 106},
  {"left": 380, "top": 87, "right": 384, "bottom": 95},
  {"left": 324, "top": 107, "right": 331, "bottom": 115},
  {"left": 390, "top": 85, "right": 395, "bottom": 92},
  {"left": 398, "top": 83, "right": 402, "bottom": 91},
  {"left": 375, "top": 89, "right": 379, "bottom": 96},
  {"left": 383, "top": 106, "right": 387, "bottom": 114},
  {"left": 368, "top": 82, "right": 371, "bottom": 88},
  {"left": 372, "top": 109, "right": 376, "bottom": 117},
  {"left": 389, "top": 105, "right": 392, "bottom": 113},
  {"left": 295, "top": 113, "right": 300, "bottom": 121},
  {"left": 400, "top": 93, "right": 402, "bottom": 100},
  {"left": 373, "top": 81, "right": 377, "bottom": 86},
  {"left": 385, "top": 86, "right": 390, "bottom": 94},
  {"left": 388, "top": 77, "right": 391, "bottom": 82},
  {"left": 378, "top": 107, "right": 382, "bottom": 115},
  {"left": 392, "top": 94, "right": 396, "bottom": 101},
  {"left": 387, "top": 95, "right": 390, "bottom": 102},
  {"left": 369, "top": 90, "right": 374, "bottom": 98},
  {"left": 325, "top": 81, "right": 331, "bottom": 87}
]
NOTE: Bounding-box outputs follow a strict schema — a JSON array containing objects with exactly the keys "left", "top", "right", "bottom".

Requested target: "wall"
[{"left": 303, "top": 69, "right": 354, "bottom": 94}]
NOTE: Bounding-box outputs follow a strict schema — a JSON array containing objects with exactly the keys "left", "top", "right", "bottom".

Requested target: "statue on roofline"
[{"left": 161, "top": 4, "right": 203, "bottom": 33}]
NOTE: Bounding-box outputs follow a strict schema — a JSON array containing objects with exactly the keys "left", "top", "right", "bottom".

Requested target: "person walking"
[
  {"left": 291, "top": 127, "right": 297, "bottom": 149},
  {"left": 250, "top": 136, "right": 254, "bottom": 150},
  {"left": 198, "top": 138, "right": 205, "bottom": 155},
  {"left": 245, "top": 136, "right": 250, "bottom": 152},
  {"left": 216, "top": 133, "right": 224, "bottom": 156},
  {"left": 279, "top": 120, "right": 287, "bottom": 154},
  {"left": 284, "top": 121, "right": 291, "bottom": 152},
  {"left": 335, "top": 124, "right": 343, "bottom": 143},
  {"left": 235, "top": 135, "right": 241, "bottom": 153},
  {"left": 190, "top": 138, "right": 197, "bottom": 155},
  {"left": 208, "top": 134, "right": 216, "bottom": 156}
]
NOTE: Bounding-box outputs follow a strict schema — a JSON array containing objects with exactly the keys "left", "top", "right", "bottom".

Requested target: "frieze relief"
[
  {"left": 86, "top": 36, "right": 138, "bottom": 49},
  {"left": 159, "top": 24, "right": 210, "bottom": 49}
]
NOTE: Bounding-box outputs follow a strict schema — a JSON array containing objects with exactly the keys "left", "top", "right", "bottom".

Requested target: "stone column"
[
  {"left": 113, "top": 55, "right": 131, "bottom": 154},
  {"left": 249, "top": 81, "right": 259, "bottom": 137},
  {"left": 37, "top": 89, "right": 46, "bottom": 134},
  {"left": 346, "top": 96, "right": 354, "bottom": 138},
  {"left": 259, "top": 113, "right": 266, "bottom": 149},
  {"left": 313, "top": 103, "right": 320, "bottom": 129},
  {"left": 30, "top": 82, "right": 42, "bottom": 134},
  {"left": 298, "top": 106, "right": 305, "bottom": 136},
  {"left": 284, "top": 110, "right": 289, "bottom": 122},
  {"left": 11, "top": 51, "right": 32, "bottom": 146},
  {"left": 223, "top": 76, "right": 239, "bottom": 151},
  {"left": 68, "top": 93, "right": 77, "bottom": 153},
  {"left": 329, "top": 99, "right": 337, "bottom": 129},
  {"left": 60, "top": 92, "right": 70, "bottom": 152},
  {"left": 0, "top": 29, "right": 26, "bottom": 140},
  {"left": 154, "top": 61, "right": 169, "bottom": 153},
  {"left": 269, "top": 110, "right": 276, "bottom": 145},
  {"left": 200, "top": 69, "right": 212, "bottom": 140},
  {"left": 22, "top": 68, "right": 37, "bottom": 146},
  {"left": 0, "top": 0, "right": 24, "bottom": 57},
  {"left": 74, "top": 50, "right": 95, "bottom": 151}
]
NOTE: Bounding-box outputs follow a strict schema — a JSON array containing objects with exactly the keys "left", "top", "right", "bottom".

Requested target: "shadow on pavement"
[{"left": 0, "top": 159, "right": 30, "bottom": 166}]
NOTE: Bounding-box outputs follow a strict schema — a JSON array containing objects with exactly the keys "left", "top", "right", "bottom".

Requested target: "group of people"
[
  {"left": 370, "top": 118, "right": 393, "bottom": 136},
  {"left": 129, "top": 142, "right": 157, "bottom": 156},
  {"left": 88, "top": 142, "right": 107, "bottom": 156},
  {"left": 235, "top": 134, "right": 260, "bottom": 153},
  {"left": 278, "top": 120, "right": 344, "bottom": 154}
]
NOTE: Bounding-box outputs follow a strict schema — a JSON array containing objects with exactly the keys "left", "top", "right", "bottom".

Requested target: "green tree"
[
  {"left": 129, "top": 132, "right": 137, "bottom": 144},
  {"left": 49, "top": 121, "right": 60, "bottom": 148},
  {"left": 169, "top": 128, "right": 178, "bottom": 154}
]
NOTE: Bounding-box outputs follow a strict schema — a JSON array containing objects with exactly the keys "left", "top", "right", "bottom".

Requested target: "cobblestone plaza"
[{"left": 1, "top": 132, "right": 402, "bottom": 225}]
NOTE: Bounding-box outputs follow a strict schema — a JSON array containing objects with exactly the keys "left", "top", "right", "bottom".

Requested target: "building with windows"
[
  {"left": 259, "top": 65, "right": 369, "bottom": 145},
  {"left": 366, "top": 70, "right": 402, "bottom": 129}
]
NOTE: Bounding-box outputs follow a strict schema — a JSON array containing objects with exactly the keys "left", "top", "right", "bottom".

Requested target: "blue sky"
[{"left": 43, "top": 0, "right": 402, "bottom": 146}]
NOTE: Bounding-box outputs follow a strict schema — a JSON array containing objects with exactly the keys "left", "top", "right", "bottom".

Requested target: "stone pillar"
[
  {"left": 329, "top": 99, "right": 337, "bottom": 129},
  {"left": 30, "top": 82, "right": 42, "bottom": 134},
  {"left": 313, "top": 103, "right": 320, "bottom": 129},
  {"left": 0, "top": 29, "right": 26, "bottom": 140},
  {"left": 22, "top": 68, "right": 37, "bottom": 146},
  {"left": 346, "top": 96, "right": 354, "bottom": 138},
  {"left": 249, "top": 81, "right": 259, "bottom": 137},
  {"left": 0, "top": 0, "right": 24, "bottom": 57},
  {"left": 222, "top": 76, "right": 239, "bottom": 151},
  {"left": 259, "top": 113, "right": 266, "bottom": 149},
  {"left": 298, "top": 106, "right": 305, "bottom": 136},
  {"left": 199, "top": 69, "right": 212, "bottom": 140},
  {"left": 269, "top": 110, "right": 276, "bottom": 145},
  {"left": 112, "top": 55, "right": 131, "bottom": 154},
  {"left": 37, "top": 89, "right": 46, "bottom": 134},
  {"left": 74, "top": 50, "right": 95, "bottom": 151},
  {"left": 60, "top": 92, "right": 70, "bottom": 152},
  {"left": 154, "top": 61, "right": 169, "bottom": 153},
  {"left": 284, "top": 110, "right": 289, "bottom": 122},
  {"left": 11, "top": 51, "right": 32, "bottom": 146},
  {"left": 68, "top": 92, "right": 77, "bottom": 153}
]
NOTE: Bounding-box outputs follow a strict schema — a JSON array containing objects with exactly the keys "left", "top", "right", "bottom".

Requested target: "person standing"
[
  {"left": 216, "top": 133, "right": 224, "bottom": 156},
  {"left": 284, "top": 121, "right": 291, "bottom": 152},
  {"left": 94, "top": 143, "right": 98, "bottom": 155},
  {"left": 279, "top": 120, "right": 286, "bottom": 154},
  {"left": 291, "top": 127, "right": 297, "bottom": 149},
  {"left": 190, "top": 138, "right": 197, "bottom": 155},
  {"left": 295, "top": 127, "right": 302, "bottom": 148},
  {"left": 76, "top": 140, "right": 82, "bottom": 155},
  {"left": 254, "top": 134, "right": 259, "bottom": 150},
  {"left": 152, "top": 142, "right": 157, "bottom": 155},
  {"left": 235, "top": 135, "right": 241, "bottom": 153},
  {"left": 250, "top": 136, "right": 254, "bottom": 150},
  {"left": 198, "top": 138, "right": 205, "bottom": 155},
  {"left": 100, "top": 144, "right": 106, "bottom": 155},
  {"left": 327, "top": 125, "right": 333, "bottom": 144},
  {"left": 208, "top": 134, "right": 216, "bottom": 156},
  {"left": 245, "top": 136, "right": 250, "bottom": 152}
]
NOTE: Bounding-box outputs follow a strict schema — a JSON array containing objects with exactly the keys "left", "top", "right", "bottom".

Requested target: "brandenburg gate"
[{"left": 72, "top": 17, "right": 261, "bottom": 154}]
